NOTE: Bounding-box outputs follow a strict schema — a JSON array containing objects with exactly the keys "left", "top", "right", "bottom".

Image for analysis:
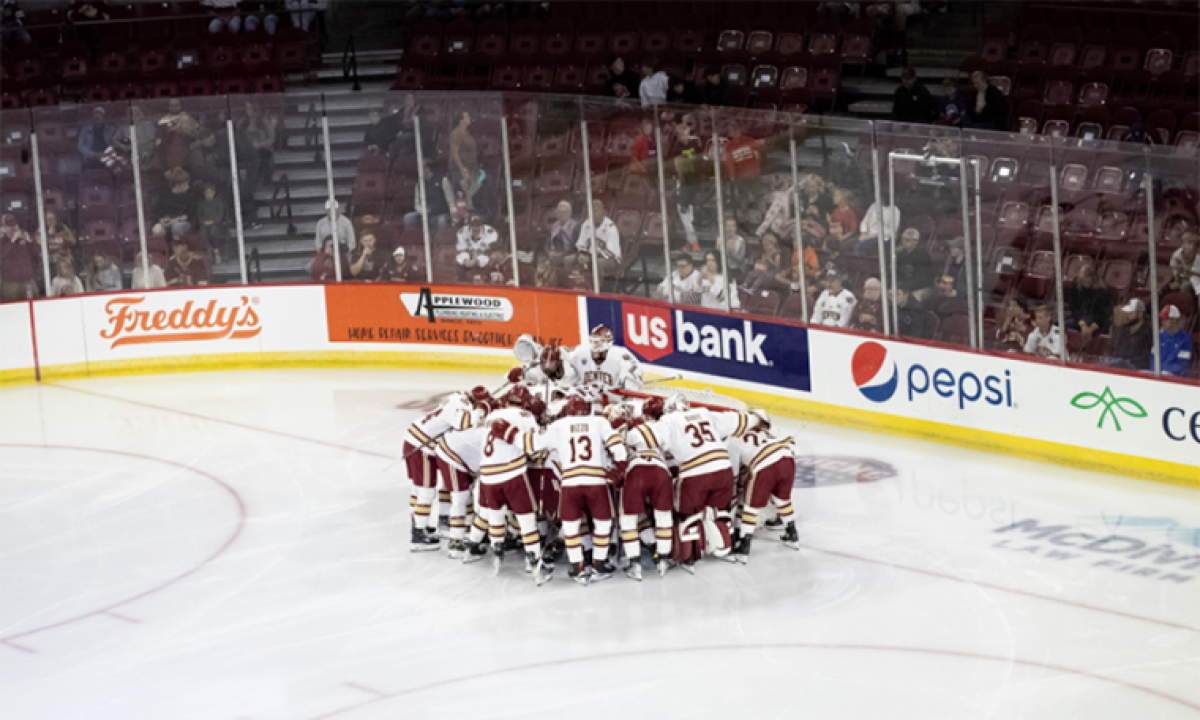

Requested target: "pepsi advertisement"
[{"left": 586, "top": 297, "right": 812, "bottom": 393}]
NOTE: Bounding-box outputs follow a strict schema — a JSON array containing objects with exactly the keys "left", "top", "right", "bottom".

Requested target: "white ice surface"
[{"left": 1, "top": 369, "right": 1198, "bottom": 720}]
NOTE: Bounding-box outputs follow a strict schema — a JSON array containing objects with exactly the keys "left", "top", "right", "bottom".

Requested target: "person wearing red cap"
[{"left": 1157, "top": 305, "right": 1193, "bottom": 377}]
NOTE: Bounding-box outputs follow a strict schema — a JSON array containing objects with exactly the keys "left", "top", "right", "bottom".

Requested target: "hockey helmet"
[
  {"left": 466, "top": 385, "right": 492, "bottom": 407},
  {"left": 664, "top": 393, "right": 690, "bottom": 414},
  {"left": 641, "top": 395, "right": 665, "bottom": 420},
  {"left": 589, "top": 324, "right": 614, "bottom": 356},
  {"left": 505, "top": 384, "right": 531, "bottom": 407},
  {"left": 603, "top": 402, "right": 632, "bottom": 430},
  {"left": 526, "top": 394, "right": 547, "bottom": 419},
  {"left": 562, "top": 395, "right": 591, "bottom": 418},
  {"left": 748, "top": 408, "right": 771, "bottom": 430}
]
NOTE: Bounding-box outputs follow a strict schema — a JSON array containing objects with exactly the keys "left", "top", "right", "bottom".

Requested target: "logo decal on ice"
[
  {"left": 622, "top": 303, "right": 673, "bottom": 363},
  {"left": 793, "top": 455, "right": 897, "bottom": 488},
  {"left": 1070, "top": 386, "right": 1146, "bottom": 431},
  {"left": 101, "top": 295, "right": 261, "bottom": 348},
  {"left": 402, "top": 288, "right": 514, "bottom": 323},
  {"left": 851, "top": 341, "right": 898, "bottom": 402}
]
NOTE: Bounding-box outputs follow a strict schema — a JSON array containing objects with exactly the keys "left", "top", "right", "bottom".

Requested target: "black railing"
[
  {"left": 248, "top": 246, "right": 262, "bottom": 283},
  {"left": 342, "top": 35, "right": 361, "bottom": 92},
  {"left": 270, "top": 173, "right": 297, "bottom": 237},
  {"left": 303, "top": 99, "right": 321, "bottom": 162}
]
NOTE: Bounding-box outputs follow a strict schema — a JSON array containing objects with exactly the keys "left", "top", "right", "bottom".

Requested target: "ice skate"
[
  {"left": 679, "top": 560, "right": 696, "bottom": 575},
  {"left": 568, "top": 561, "right": 590, "bottom": 586},
  {"left": 524, "top": 551, "right": 537, "bottom": 574},
  {"left": 764, "top": 518, "right": 784, "bottom": 530},
  {"left": 733, "top": 535, "right": 752, "bottom": 564},
  {"left": 592, "top": 560, "right": 615, "bottom": 582},
  {"left": 656, "top": 558, "right": 672, "bottom": 577},
  {"left": 463, "top": 541, "right": 488, "bottom": 564},
  {"left": 446, "top": 538, "right": 466, "bottom": 560},
  {"left": 781, "top": 522, "right": 800, "bottom": 550},
  {"left": 490, "top": 544, "right": 504, "bottom": 576},
  {"left": 535, "top": 556, "right": 555, "bottom": 586},
  {"left": 625, "top": 557, "right": 643, "bottom": 581},
  {"left": 410, "top": 527, "right": 440, "bottom": 552}
]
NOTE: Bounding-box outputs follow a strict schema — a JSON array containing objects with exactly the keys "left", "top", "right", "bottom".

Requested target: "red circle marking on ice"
[
  {"left": 851, "top": 341, "right": 888, "bottom": 386},
  {"left": 0, "top": 444, "right": 245, "bottom": 652}
]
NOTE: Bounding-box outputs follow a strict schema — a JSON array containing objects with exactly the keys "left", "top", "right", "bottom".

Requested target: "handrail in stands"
[
  {"left": 269, "top": 172, "right": 297, "bottom": 238},
  {"left": 248, "top": 246, "right": 262, "bottom": 283},
  {"left": 302, "top": 98, "right": 322, "bottom": 163}
]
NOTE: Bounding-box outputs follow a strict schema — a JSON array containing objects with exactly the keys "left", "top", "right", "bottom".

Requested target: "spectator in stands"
[
  {"left": 49, "top": 257, "right": 83, "bottom": 297},
  {"left": 37, "top": 211, "right": 76, "bottom": 266},
  {"left": 196, "top": 183, "right": 227, "bottom": 263},
  {"left": 605, "top": 56, "right": 640, "bottom": 101},
  {"left": 286, "top": 0, "right": 322, "bottom": 31},
  {"left": 856, "top": 200, "right": 900, "bottom": 254},
  {"left": 756, "top": 230, "right": 784, "bottom": 277},
  {"left": 1102, "top": 298, "right": 1152, "bottom": 370},
  {"left": 1023, "top": 304, "right": 1062, "bottom": 359},
  {"left": 153, "top": 169, "right": 198, "bottom": 239},
  {"left": 927, "top": 273, "right": 967, "bottom": 318},
  {"left": 405, "top": 160, "right": 452, "bottom": 231},
  {"left": 1, "top": 213, "right": 36, "bottom": 301},
  {"left": 935, "top": 79, "right": 964, "bottom": 127},
  {"left": 456, "top": 214, "right": 499, "bottom": 277},
  {"left": 315, "top": 200, "right": 355, "bottom": 253},
  {"left": 657, "top": 253, "right": 703, "bottom": 303},
  {"left": 996, "top": 295, "right": 1031, "bottom": 350},
  {"left": 811, "top": 270, "right": 857, "bottom": 327},
  {"left": 818, "top": 2, "right": 859, "bottom": 21},
  {"left": 203, "top": 0, "right": 276, "bottom": 34},
  {"left": 726, "top": 121, "right": 763, "bottom": 224},
  {"left": 892, "top": 68, "right": 934, "bottom": 124},
  {"left": 532, "top": 254, "right": 560, "bottom": 289},
  {"left": 240, "top": 102, "right": 277, "bottom": 179},
  {"left": 672, "top": 122, "right": 703, "bottom": 252},
  {"left": 364, "top": 107, "right": 403, "bottom": 156},
  {"left": 668, "top": 77, "right": 691, "bottom": 105},
  {"left": 639, "top": 57, "right": 670, "bottom": 108},
  {"left": 722, "top": 219, "right": 747, "bottom": 275},
  {"left": 310, "top": 237, "right": 345, "bottom": 282},
  {"left": 855, "top": 278, "right": 884, "bottom": 334},
  {"left": 697, "top": 68, "right": 733, "bottom": 107},
  {"left": 698, "top": 251, "right": 738, "bottom": 310},
  {"left": 382, "top": 246, "right": 423, "bottom": 283},
  {"left": 938, "top": 236, "right": 967, "bottom": 294},
  {"left": 165, "top": 238, "right": 203, "bottom": 287},
  {"left": 830, "top": 188, "right": 860, "bottom": 243},
  {"left": 1158, "top": 305, "right": 1193, "bottom": 377},
  {"left": 562, "top": 261, "right": 593, "bottom": 292},
  {"left": 893, "top": 228, "right": 934, "bottom": 300},
  {"left": 756, "top": 174, "right": 795, "bottom": 241},
  {"left": 1066, "top": 261, "right": 1112, "bottom": 343},
  {"left": 1, "top": 0, "right": 30, "bottom": 46},
  {"left": 740, "top": 254, "right": 777, "bottom": 296},
  {"left": 965, "top": 71, "right": 1008, "bottom": 131},
  {"left": 131, "top": 253, "right": 166, "bottom": 289},
  {"left": 449, "top": 111, "right": 482, "bottom": 213},
  {"left": 67, "top": 2, "right": 109, "bottom": 46},
  {"left": 484, "top": 247, "right": 514, "bottom": 286},
  {"left": 577, "top": 199, "right": 620, "bottom": 279},
  {"left": 628, "top": 119, "right": 657, "bottom": 193},
  {"left": 547, "top": 200, "right": 580, "bottom": 269},
  {"left": 188, "top": 128, "right": 225, "bottom": 187},
  {"left": 86, "top": 252, "right": 122, "bottom": 293},
  {"left": 78, "top": 107, "right": 115, "bottom": 170},
  {"left": 798, "top": 174, "right": 834, "bottom": 220},
  {"left": 1122, "top": 123, "right": 1156, "bottom": 146},
  {"left": 1169, "top": 232, "right": 1200, "bottom": 297},
  {"left": 894, "top": 284, "right": 933, "bottom": 339},
  {"left": 795, "top": 232, "right": 820, "bottom": 289},
  {"left": 112, "top": 107, "right": 155, "bottom": 164},
  {"left": 156, "top": 100, "right": 200, "bottom": 170},
  {"left": 349, "top": 230, "right": 387, "bottom": 282}
]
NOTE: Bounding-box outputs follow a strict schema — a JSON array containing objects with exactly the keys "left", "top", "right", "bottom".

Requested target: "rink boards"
[{"left": 1, "top": 284, "right": 1196, "bottom": 486}]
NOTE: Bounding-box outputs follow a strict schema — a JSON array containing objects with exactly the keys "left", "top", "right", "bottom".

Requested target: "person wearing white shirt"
[
  {"left": 456, "top": 214, "right": 500, "bottom": 272},
  {"left": 132, "top": 253, "right": 167, "bottom": 289},
  {"left": 810, "top": 270, "right": 857, "bottom": 327},
  {"left": 698, "top": 250, "right": 741, "bottom": 310},
  {"left": 87, "top": 253, "right": 123, "bottom": 292},
  {"left": 638, "top": 58, "right": 669, "bottom": 107},
  {"left": 657, "top": 253, "right": 704, "bottom": 304},
  {"left": 856, "top": 201, "right": 901, "bottom": 254},
  {"left": 577, "top": 199, "right": 621, "bottom": 278},
  {"left": 314, "top": 200, "right": 356, "bottom": 252},
  {"left": 1023, "top": 304, "right": 1063, "bottom": 358}
]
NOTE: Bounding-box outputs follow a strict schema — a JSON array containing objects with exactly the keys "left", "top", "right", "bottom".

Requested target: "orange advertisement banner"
[{"left": 324, "top": 284, "right": 580, "bottom": 351}]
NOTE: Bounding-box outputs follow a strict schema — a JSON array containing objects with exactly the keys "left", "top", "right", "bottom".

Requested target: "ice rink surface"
[{"left": 1, "top": 368, "right": 1198, "bottom": 720}]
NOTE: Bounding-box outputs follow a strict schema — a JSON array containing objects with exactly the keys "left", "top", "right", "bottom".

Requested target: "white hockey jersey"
[
  {"left": 638, "top": 408, "right": 750, "bottom": 479},
  {"left": 525, "top": 360, "right": 582, "bottom": 391},
  {"left": 435, "top": 425, "right": 488, "bottom": 475},
  {"left": 405, "top": 393, "right": 475, "bottom": 454},
  {"left": 568, "top": 345, "right": 642, "bottom": 391},
  {"left": 531, "top": 415, "right": 626, "bottom": 487},
  {"left": 810, "top": 289, "right": 857, "bottom": 328},
  {"left": 478, "top": 407, "right": 540, "bottom": 485},
  {"left": 625, "top": 420, "right": 670, "bottom": 473},
  {"left": 729, "top": 427, "right": 794, "bottom": 480}
]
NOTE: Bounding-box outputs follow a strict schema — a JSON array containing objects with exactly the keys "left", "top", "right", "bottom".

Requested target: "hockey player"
[
  {"left": 404, "top": 386, "right": 491, "bottom": 551},
  {"left": 639, "top": 394, "right": 752, "bottom": 571},
  {"left": 475, "top": 386, "right": 543, "bottom": 572},
  {"left": 729, "top": 409, "right": 798, "bottom": 562},
  {"left": 529, "top": 395, "right": 627, "bottom": 585},
  {"left": 434, "top": 420, "right": 489, "bottom": 559},
  {"left": 621, "top": 407, "right": 675, "bottom": 580},
  {"left": 508, "top": 344, "right": 580, "bottom": 391},
  {"left": 569, "top": 325, "right": 643, "bottom": 395},
  {"left": 810, "top": 269, "right": 857, "bottom": 328}
]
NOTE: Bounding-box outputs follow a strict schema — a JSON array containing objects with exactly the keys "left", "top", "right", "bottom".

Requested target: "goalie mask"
[
  {"left": 603, "top": 403, "right": 632, "bottom": 430},
  {"left": 540, "top": 344, "right": 564, "bottom": 379},
  {"left": 589, "top": 324, "right": 613, "bottom": 359},
  {"left": 664, "top": 394, "right": 690, "bottom": 414},
  {"left": 748, "top": 408, "right": 771, "bottom": 430}
]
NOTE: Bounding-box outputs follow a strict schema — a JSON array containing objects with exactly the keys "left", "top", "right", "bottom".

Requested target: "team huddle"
[{"left": 403, "top": 326, "right": 801, "bottom": 585}]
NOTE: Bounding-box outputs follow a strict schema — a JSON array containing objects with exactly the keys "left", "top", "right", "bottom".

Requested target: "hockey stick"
[{"left": 640, "top": 374, "right": 684, "bottom": 386}]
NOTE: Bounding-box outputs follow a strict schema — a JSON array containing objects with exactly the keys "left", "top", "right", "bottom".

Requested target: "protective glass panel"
[{"left": 1, "top": 108, "right": 40, "bottom": 302}]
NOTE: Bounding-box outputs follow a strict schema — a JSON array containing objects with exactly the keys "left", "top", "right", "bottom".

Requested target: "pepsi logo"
[{"left": 852, "top": 341, "right": 898, "bottom": 403}]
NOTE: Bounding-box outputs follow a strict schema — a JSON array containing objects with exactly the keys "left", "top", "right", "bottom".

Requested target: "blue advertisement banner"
[{"left": 586, "top": 297, "right": 812, "bottom": 393}]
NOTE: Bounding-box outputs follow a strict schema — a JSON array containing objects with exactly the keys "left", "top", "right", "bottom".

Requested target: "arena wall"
[{"left": 1, "top": 285, "right": 1196, "bottom": 487}]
